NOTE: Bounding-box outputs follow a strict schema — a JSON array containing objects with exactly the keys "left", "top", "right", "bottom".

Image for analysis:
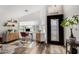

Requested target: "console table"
[{"left": 66, "top": 39, "right": 79, "bottom": 54}]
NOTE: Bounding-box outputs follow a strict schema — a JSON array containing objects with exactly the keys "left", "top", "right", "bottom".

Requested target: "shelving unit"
[
  {"left": 2, "top": 19, "right": 19, "bottom": 43},
  {"left": 4, "top": 19, "right": 18, "bottom": 32}
]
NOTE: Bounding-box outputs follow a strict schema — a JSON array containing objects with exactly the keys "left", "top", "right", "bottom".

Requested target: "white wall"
[
  {"left": 63, "top": 5, "right": 79, "bottom": 53},
  {"left": 63, "top": 5, "right": 79, "bottom": 17},
  {"left": 63, "top": 5, "right": 79, "bottom": 42},
  {"left": 0, "top": 5, "right": 47, "bottom": 34}
]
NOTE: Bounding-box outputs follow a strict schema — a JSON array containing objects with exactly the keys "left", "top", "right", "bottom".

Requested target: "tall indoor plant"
[
  {"left": 61, "top": 15, "right": 79, "bottom": 54},
  {"left": 61, "top": 15, "right": 79, "bottom": 38}
]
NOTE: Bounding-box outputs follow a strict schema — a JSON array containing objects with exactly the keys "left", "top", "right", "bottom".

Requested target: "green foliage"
[{"left": 61, "top": 15, "right": 79, "bottom": 27}]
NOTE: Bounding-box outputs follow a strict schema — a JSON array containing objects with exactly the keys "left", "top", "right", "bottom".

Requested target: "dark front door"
[{"left": 47, "top": 14, "right": 64, "bottom": 45}]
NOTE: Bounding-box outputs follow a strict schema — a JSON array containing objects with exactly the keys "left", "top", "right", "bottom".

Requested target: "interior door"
[{"left": 47, "top": 14, "right": 64, "bottom": 45}]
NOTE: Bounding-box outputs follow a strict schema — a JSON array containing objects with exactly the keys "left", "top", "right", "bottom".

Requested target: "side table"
[{"left": 66, "top": 39, "right": 79, "bottom": 54}]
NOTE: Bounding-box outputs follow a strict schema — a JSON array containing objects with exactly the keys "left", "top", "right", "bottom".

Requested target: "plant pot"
[{"left": 70, "top": 28, "right": 76, "bottom": 41}]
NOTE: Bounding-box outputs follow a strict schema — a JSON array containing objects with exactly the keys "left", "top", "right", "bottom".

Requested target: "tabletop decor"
[
  {"left": 61, "top": 15, "right": 79, "bottom": 54},
  {"left": 61, "top": 15, "right": 79, "bottom": 38}
]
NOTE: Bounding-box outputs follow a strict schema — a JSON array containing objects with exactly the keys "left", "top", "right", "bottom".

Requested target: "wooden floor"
[
  {"left": 0, "top": 41, "right": 66, "bottom": 54},
  {"left": 29, "top": 44, "right": 66, "bottom": 54}
]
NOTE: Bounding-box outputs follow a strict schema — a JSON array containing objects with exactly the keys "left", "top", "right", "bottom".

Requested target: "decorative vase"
[
  {"left": 70, "top": 28, "right": 74, "bottom": 38},
  {"left": 70, "top": 28, "right": 76, "bottom": 43}
]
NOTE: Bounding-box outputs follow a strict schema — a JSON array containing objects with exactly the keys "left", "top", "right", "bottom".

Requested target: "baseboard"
[{"left": 1, "top": 39, "right": 19, "bottom": 44}]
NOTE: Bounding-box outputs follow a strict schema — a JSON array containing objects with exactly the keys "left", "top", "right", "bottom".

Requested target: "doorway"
[{"left": 47, "top": 14, "right": 64, "bottom": 45}]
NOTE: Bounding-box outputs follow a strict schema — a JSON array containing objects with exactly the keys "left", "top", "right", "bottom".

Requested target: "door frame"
[{"left": 47, "top": 14, "right": 64, "bottom": 45}]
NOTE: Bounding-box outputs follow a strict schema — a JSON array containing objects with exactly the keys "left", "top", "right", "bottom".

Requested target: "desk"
[{"left": 66, "top": 39, "right": 79, "bottom": 54}]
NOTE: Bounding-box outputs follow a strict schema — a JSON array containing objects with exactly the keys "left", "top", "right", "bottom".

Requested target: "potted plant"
[
  {"left": 61, "top": 15, "right": 79, "bottom": 38},
  {"left": 61, "top": 15, "right": 79, "bottom": 54}
]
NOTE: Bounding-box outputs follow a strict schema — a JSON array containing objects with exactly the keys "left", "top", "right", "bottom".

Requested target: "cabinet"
[
  {"left": 36, "top": 32, "right": 41, "bottom": 42},
  {"left": 6, "top": 32, "right": 19, "bottom": 42}
]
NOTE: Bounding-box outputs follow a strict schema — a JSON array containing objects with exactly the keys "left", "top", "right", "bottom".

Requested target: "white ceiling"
[{"left": 0, "top": 5, "right": 45, "bottom": 19}]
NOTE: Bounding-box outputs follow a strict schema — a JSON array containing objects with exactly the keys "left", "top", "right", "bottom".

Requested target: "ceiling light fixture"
[{"left": 25, "top": 9, "right": 28, "bottom": 12}]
